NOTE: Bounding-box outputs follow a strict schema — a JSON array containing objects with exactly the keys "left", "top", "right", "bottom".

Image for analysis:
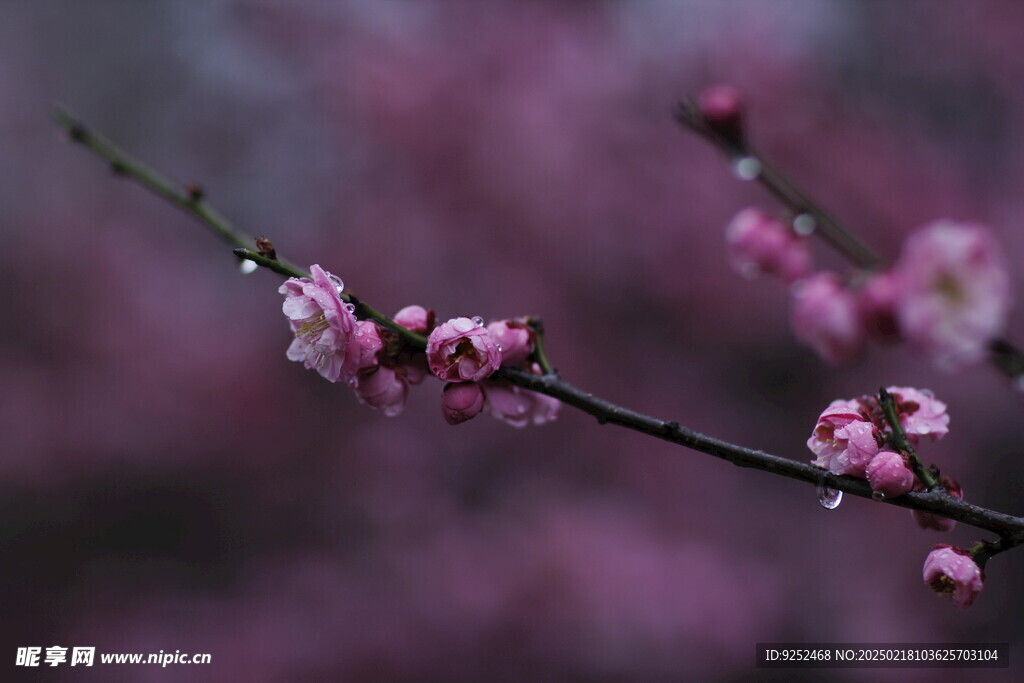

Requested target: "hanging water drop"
[
  {"left": 472, "top": 316, "right": 484, "bottom": 327},
  {"left": 871, "top": 490, "right": 886, "bottom": 501},
  {"left": 329, "top": 274, "right": 344, "bottom": 293},
  {"left": 792, "top": 213, "right": 816, "bottom": 236},
  {"left": 816, "top": 485, "right": 842, "bottom": 510},
  {"left": 345, "top": 303, "right": 356, "bottom": 313},
  {"left": 732, "top": 156, "right": 762, "bottom": 181},
  {"left": 239, "top": 259, "right": 258, "bottom": 274}
]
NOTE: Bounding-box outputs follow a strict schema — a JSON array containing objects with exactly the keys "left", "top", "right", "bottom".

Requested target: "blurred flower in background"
[{"left": 3, "top": 0, "right": 1024, "bottom": 679}]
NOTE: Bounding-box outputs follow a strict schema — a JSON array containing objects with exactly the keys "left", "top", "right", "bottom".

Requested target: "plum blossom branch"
[
  {"left": 675, "top": 94, "right": 1024, "bottom": 380},
  {"left": 674, "top": 98, "right": 881, "bottom": 270},
  {"left": 55, "top": 110, "right": 1024, "bottom": 556}
]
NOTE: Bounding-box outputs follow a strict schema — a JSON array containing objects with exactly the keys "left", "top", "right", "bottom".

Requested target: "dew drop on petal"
[
  {"left": 793, "top": 213, "right": 817, "bottom": 236},
  {"left": 732, "top": 156, "right": 762, "bottom": 181},
  {"left": 817, "top": 485, "right": 842, "bottom": 510},
  {"left": 239, "top": 259, "right": 258, "bottom": 274},
  {"left": 345, "top": 303, "right": 356, "bottom": 313},
  {"left": 329, "top": 274, "right": 344, "bottom": 293},
  {"left": 472, "top": 316, "right": 484, "bottom": 327}
]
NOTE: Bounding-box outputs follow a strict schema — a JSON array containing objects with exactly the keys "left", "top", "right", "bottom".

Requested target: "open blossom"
[
  {"left": 441, "top": 382, "right": 485, "bottom": 425},
  {"left": 725, "top": 208, "right": 811, "bottom": 283},
  {"left": 791, "top": 272, "right": 865, "bottom": 364},
  {"left": 807, "top": 399, "right": 879, "bottom": 476},
  {"left": 886, "top": 386, "right": 949, "bottom": 442},
  {"left": 426, "top": 317, "right": 502, "bottom": 383},
  {"left": 923, "top": 545, "right": 984, "bottom": 608},
  {"left": 894, "top": 221, "right": 1011, "bottom": 367},
  {"left": 279, "top": 265, "right": 367, "bottom": 383},
  {"left": 865, "top": 450, "right": 915, "bottom": 498},
  {"left": 487, "top": 319, "right": 535, "bottom": 367}
]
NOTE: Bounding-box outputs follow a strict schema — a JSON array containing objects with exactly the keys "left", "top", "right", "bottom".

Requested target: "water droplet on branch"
[
  {"left": 793, "top": 214, "right": 816, "bottom": 235},
  {"left": 732, "top": 156, "right": 762, "bottom": 181},
  {"left": 239, "top": 259, "right": 258, "bottom": 274},
  {"left": 816, "top": 485, "right": 842, "bottom": 510}
]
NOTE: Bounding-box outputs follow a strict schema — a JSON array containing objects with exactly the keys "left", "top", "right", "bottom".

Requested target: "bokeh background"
[{"left": 3, "top": 1, "right": 1024, "bottom": 680}]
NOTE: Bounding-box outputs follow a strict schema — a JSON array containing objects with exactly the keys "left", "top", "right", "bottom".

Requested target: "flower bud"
[
  {"left": 697, "top": 84, "right": 745, "bottom": 146},
  {"left": 790, "top": 272, "right": 865, "bottom": 364},
  {"left": 352, "top": 366, "right": 408, "bottom": 417},
  {"left": 913, "top": 477, "right": 962, "bottom": 532},
  {"left": 865, "top": 450, "right": 915, "bottom": 499},
  {"left": 857, "top": 271, "right": 900, "bottom": 343},
  {"left": 394, "top": 305, "right": 432, "bottom": 334},
  {"left": 725, "top": 208, "right": 811, "bottom": 283},
  {"left": 487, "top": 319, "right": 535, "bottom": 367},
  {"left": 441, "top": 382, "right": 485, "bottom": 425}
]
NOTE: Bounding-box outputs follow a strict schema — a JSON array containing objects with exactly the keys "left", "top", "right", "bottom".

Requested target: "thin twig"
[
  {"left": 674, "top": 97, "right": 1024, "bottom": 380},
  {"left": 57, "top": 110, "right": 1024, "bottom": 551}
]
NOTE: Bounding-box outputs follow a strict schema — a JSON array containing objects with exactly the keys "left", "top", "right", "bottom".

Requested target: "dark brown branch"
[{"left": 56, "top": 109, "right": 1024, "bottom": 556}]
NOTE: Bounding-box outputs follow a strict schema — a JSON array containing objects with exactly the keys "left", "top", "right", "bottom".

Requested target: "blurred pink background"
[{"left": 3, "top": 1, "right": 1024, "bottom": 680}]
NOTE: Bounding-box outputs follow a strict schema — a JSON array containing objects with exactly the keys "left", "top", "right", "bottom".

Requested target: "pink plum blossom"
[
  {"left": 352, "top": 366, "right": 409, "bottom": 417},
  {"left": 886, "top": 386, "right": 949, "bottom": 442},
  {"left": 394, "top": 305, "right": 432, "bottom": 334},
  {"left": 482, "top": 381, "right": 560, "bottom": 428},
  {"left": 487, "top": 319, "right": 535, "bottom": 367},
  {"left": 922, "top": 545, "right": 984, "bottom": 608},
  {"left": 894, "top": 221, "right": 1011, "bottom": 367},
  {"left": 279, "top": 265, "right": 366, "bottom": 383},
  {"left": 913, "top": 477, "right": 962, "bottom": 532},
  {"left": 865, "top": 450, "right": 915, "bottom": 499},
  {"left": 857, "top": 271, "right": 901, "bottom": 343},
  {"left": 441, "top": 382, "right": 486, "bottom": 425},
  {"left": 807, "top": 399, "right": 880, "bottom": 477},
  {"left": 790, "top": 272, "right": 865, "bottom": 364},
  {"left": 725, "top": 208, "right": 811, "bottom": 283},
  {"left": 426, "top": 317, "right": 502, "bottom": 383}
]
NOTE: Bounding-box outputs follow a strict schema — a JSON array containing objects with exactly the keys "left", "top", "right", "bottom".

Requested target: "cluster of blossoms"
[
  {"left": 728, "top": 213, "right": 1011, "bottom": 368},
  {"left": 808, "top": 387, "right": 982, "bottom": 607},
  {"left": 702, "top": 86, "right": 1012, "bottom": 370},
  {"left": 279, "top": 265, "right": 559, "bottom": 426}
]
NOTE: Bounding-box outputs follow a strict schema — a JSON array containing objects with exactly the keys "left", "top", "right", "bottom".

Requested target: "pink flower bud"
[
  {"left": 885, "top": 386, "right": 949, "bottom": 443},
  {"left": 913, "top": 477, "right": 962, "bottom": 532},
  {"left": 352, "top": 366, "right": 408, "bottom": 417},
  {"left": 922, "top": 545, "right": 984, "bottom": 608},
  {"left": 697, "top": 84, "right": 744, "bottom": 144},
  {"left": 486, "top": 319, "right": 535, "bottom": 367},
  {"left": 807, "top": 399, "right": 880, "bottom": 477},
  {"left": 725, "top": 208, "right": 811, "bottom": 283},
  {"left": 279, "top": 264, "right": 363, "bottom": 383},
  {"left": 865, "top": 450, "right": 915, "bottom": 499},
  {"left": 426, "top": 317, "right": 502, "bottom": 383},
  {"left": 441, "top": 382, "right": 485, "bottom": 425},
  {"left": 790, "top": 272, "right": 865, "bottom": 364},
  {"left": 894, "top": 221, "right": 1011, "bottom": 368},
  {"left": 857, "top": 271, "right": 901, "bottom": 343},
  {"left": 353, "top": 321, "right": 385, "bottom": 372},
  {"left": 481, "top": 381, "right": 560, "bottom": 428},
  {"left": 394, "top": 305, "right": 432, "bottom": 334}
]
